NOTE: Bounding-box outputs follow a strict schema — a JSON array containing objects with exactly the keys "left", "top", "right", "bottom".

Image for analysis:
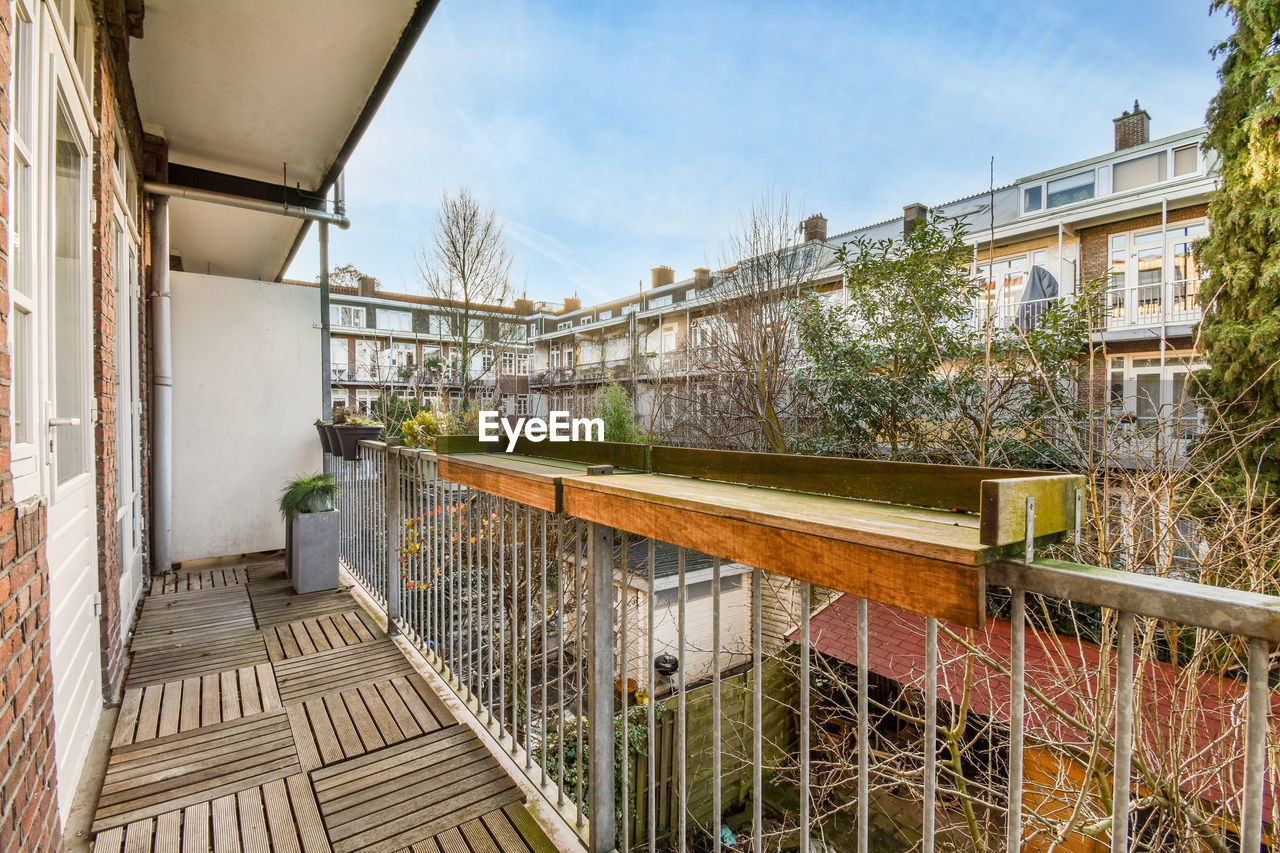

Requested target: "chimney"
[
  {"left": 692, "top": 267, "right": 711, "bottom": 289},
  {"left": 358, "top": 275, "right": 378, "bottom": 297},
  {"left": 651, "top": 266, "right": 674, "bottom": 289},
  {"left": 802, "top": 213, "right": 828, "bottom": 243},
  {"left": 562, "top": 296, "right": 582, "bottom": 313},
  {"left": 1113, "top": 100, "right": 1150, "bottom": 151},
  {"left": 514, "top": 298, "right": 534, "bottom": 315},
  {"left": 903, "top": 203, "right": 928, "bottom": 238}
]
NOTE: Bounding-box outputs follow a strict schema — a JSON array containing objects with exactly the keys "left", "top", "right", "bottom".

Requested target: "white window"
[
  {"left": 516, "top": 394, "right": 530, "bottom": 415},
  {"left": 1046, "top": 171, "right": 1095, "bottom": 208},
  {"left": 10, "top": 6, "right": 34, "bottom": 461},
  {"left": 661, "top": 324, "right": 677, "bottom": 352},
  {"left": 427, "top": 314, "right": 451, "bottom": 336},
  {"left": 376, "top": 309, "right": 412, "bottom": 332},
  {"left": 55, "top": 0, "right": 93, "bottom": 97},
  {"left": 598, "top": 310, "right": 613, "bottom": 320},
  {"left": 580, "top": 316, "right": 592, "bottom": 326},
  {"left": 355, "top": 389, "right": 379, "bottom": 414},
  {"left": 623, "top": 303, "right": 639, "bottom": 314},
  {"left": 649, "top": 295, "right": 672, "bottom": 309},
  {"left": 330, "top": 305, "right": 365, "bottom": 328},
  {"left": 517, "top": 354, "right": 530, "bottom": 375},
  {"left": 480, "top": 349, "right": 494, "bottom": 372},
  {"left": 502, "top": 322, "right": 526, "bottom": 341},
  {"left": 501, "top": 351, "right": 515, "bottom": 374},
  {"left": 557, "top": 320, "right": 573, "bottom": 331},
  {"left": 1173, "top": 144, "right": 1199, "bottom": 177},
  {"left": 392, "top": 342, "right": 416, "bottom": 368},
  {"left": 550, "top": 348, "right": 561, "bottom": 370},
  {"left": 976, "top": 255, "right": 1030, "bottom": 317},
  {"left": 330, "top": 339, "right": 349, "bottom": 380},
  {"left": 1023, "top": 185, "right": 1042, "bottom": 213},
  {"left": 354, "top": 340, "right": 378, "bottom": 380},
  {"left": 1113, "top": 151, "right": 1167, "bottom": 192},
  {"left": 466, "top": 319, "right": 485, "bottom": 340}
]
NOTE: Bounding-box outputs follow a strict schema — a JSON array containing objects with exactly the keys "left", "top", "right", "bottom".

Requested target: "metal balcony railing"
[
  {"left": 330, "top": 439, "right": 1278, "bottom": 853},
  {"left": 1105, "top": 277, "right": 1206, "bottom": 330},
  {"left": 975, "top": 278, "right": 1206, "bottom": 336}
]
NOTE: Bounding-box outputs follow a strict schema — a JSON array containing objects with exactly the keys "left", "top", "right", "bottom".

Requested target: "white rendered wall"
[{"left": 171, "top": 272, "right": 322, "bottom": 562}]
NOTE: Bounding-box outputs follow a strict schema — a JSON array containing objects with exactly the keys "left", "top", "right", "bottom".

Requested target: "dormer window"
[
  {"left": 1023, "top": 186, "right": 1042, "bottom": 213},
  {"left": 1046, "top": 171, "right": 1095, "bottom": 208},
  {"left": 1113, "top": 151, "right": 1167, "bottom": 192},
  {"left": 1173, "top": 144, "right": 1199, "bottom": 177}
]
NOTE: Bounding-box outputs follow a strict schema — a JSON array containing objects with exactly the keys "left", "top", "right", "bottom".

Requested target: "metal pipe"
[
  {"left": 149, "top": 194, "right": 173, "bottom": 576},
  {"left": 1008, "top": 588, "right": 1026, "bottom": 846},
  {"left": 647, "top": 540, "right": 657, "bottom": 849},
  {"left": 587, "top": 522, "right": 617, "bottom": 853},
  {"left": 619, "top": 533, "right": 628, "bottom": 849},
  {"left": 1111, "top": 611, "right": 1135, "bottom": 853},
  {"left": 677, "top": 547, "right": 688, "bottom": 851},
  {"left": 320, "top": 220, "right": 332, "bottom": 458},
  {"left": 752, "top": 568, "right": 763, "bottom": 848},
  {"left": 385, "top": 447, "right": 400, "bottom": 628},
  {"left": 924, "top": 617, "right": 937, "bottom": 853},
  {"left": 1242, "top": 638, "right": 1269, "bottom": 852},
  {"left": 800, "top": 581, "right": 811, "bottom": 852},
  {"left": 142, "top": 180, "right": 351, "bottom": 228},
  {"left": 712, "top": 557, "right": 723, "bottom": 851},
  {"left": 858, "top": 597, "right": 869, "bottom": 853}
]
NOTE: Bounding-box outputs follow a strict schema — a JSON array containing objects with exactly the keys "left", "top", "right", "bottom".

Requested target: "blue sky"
[{"left": 286, "top": 1, "right": 1230, "bottom": 304}]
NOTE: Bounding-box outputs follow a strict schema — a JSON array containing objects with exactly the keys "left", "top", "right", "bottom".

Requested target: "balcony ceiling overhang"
[{"left": 130, "top": 0, "right": 435, "bottom": 281}]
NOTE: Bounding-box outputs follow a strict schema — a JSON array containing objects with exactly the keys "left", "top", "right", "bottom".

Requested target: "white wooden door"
[{"left": 18, "top": 0, "right": 104, "bottom": 821}]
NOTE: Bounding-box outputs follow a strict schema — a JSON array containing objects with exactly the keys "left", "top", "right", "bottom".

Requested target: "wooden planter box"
[{"left": 434, "top": 437, "right": 1084, "bottom": 628}]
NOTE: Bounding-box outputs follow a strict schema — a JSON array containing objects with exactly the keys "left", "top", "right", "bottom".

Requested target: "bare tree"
[
  {"left": 692, "top": 193, "right": 824, "bottom": 452},
  {"left": 418, "top": 188, "right": 519, "bottom": 410}
]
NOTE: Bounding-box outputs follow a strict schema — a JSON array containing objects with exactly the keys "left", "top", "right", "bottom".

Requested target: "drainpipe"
[
  {"left": 150, "top": 195, "right": 173, "bottom": 576},
  {"left": 319, "top": 175, "right": 344, "bottom": 472},
  {"left": 1057, "top": 224, "right": 1065, "bottom": 299},
  {"left": 1160, "top": 198, "right": 1168, "bottom": 373},
  {"left": 319, "top": 221, "right": 332, "bottom": 473}
]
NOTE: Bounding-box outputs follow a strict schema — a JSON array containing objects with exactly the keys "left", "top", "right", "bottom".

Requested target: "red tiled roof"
[{"left": 798, "top": 596, "right": 1279, "bottom": 814}]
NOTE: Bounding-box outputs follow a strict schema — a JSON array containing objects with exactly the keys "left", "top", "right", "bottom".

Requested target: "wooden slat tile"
[{"left": 92, "top": 711, "right": 300, "bottom": 832}]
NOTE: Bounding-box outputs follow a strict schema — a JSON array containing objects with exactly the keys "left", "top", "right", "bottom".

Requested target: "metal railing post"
[
  {"left": 587, "top": 522, "right": 616, "bottom": 853},
  {"left": 385, "top": 445, "right": 401, "bottom": 627}
]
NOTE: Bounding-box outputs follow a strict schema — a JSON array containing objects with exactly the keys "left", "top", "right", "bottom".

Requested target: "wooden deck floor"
[{"left": 91, "top": 560, "right": 560, "bottom": 853}]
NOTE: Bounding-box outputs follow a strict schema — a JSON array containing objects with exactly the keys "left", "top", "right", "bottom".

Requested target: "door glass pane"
[
  {"left": 13, "top": 309, "right": 30, "bottom": 444},
  {"left": 54, "top": 109, "right": 88, "bottom": 485},
  {"left": 1136, "top": 375, "right": 1161, "bottom": 427}
]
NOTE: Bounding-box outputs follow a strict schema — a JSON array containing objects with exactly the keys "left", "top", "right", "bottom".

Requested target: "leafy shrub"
[
  {"left": 401, "top": 409, "right": 457, "bottom": 449},
  {"left": 278, "top": 473, "right": 337, "bottom": 520}
]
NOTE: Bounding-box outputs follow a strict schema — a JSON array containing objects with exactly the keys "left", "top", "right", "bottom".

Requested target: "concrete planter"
[{"left": 290, "top": 509, "right": 339, "bottom": 594}]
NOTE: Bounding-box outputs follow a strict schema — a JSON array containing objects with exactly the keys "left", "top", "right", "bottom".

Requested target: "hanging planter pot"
[
  {"left": 322, "top": 422, "right": 340, "bottom": 454},
  {"left": 316, "top": 422, "right": 334, "bottom": 454},
  {"left": 334, "top": 423, "right": 383, "bottom": 460}
]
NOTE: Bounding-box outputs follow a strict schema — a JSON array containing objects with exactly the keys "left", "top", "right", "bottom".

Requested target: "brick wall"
[
  {"left": 91, "top": 5, "right": 149, "bottom": 700},
  {"left": 0, "top": 2, "right": 63, "bottom": 849}
]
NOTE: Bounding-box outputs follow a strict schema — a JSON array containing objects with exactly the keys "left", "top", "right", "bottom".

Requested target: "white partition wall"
[{"left": 171, "top": 272, "right": 322, "bottom": 563}]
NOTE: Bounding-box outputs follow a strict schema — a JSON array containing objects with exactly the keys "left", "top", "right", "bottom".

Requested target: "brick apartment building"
[
  {"left": 0, "top": 2, "right": 435, "bottom": 850},
  {"left": 298, "top": 276, "right": 538, "bottom": 417},
  {"left": 528, "top": 102, "right": 1214, "bottom": 457}
]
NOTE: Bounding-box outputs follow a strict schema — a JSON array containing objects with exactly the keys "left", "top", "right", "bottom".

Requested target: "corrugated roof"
[{"left": 798, "top": 596, "right": 1278, "bottom": 813}]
